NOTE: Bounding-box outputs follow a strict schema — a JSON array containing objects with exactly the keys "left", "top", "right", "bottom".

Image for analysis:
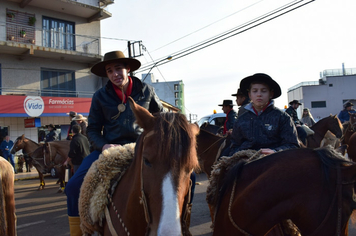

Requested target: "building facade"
[
  {"left": 0, "top": 0, "right": 113, "bottom": 143},
  {"left": 287, "top": 67, "right": 356, "bottom": 121},
  {"left": 142, "top": 73, "right": 185, "bottom": 114}
]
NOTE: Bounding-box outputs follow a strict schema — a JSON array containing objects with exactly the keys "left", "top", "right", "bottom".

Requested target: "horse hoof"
[
  {"left": 38, "top": 186, "right": 44, "bottom": 191},
  {"left": 195, "top": 182, "right": 202, "bottom": 185},
  {"left": 57, "top": 188, "right": 63, "bottom": 193}
]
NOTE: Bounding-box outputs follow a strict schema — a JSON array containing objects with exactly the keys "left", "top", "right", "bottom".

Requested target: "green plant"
[
  {"left": 6, "top": 12, "right": 15, "bottom": 19},
  {"left": 20, "top": 30, "right": 26, "bottom": 37},
  {"left": 28, "top": 16, "right": 36, "bottom": 26}
]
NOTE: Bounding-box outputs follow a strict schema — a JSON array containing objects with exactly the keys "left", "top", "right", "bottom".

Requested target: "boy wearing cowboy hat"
[
  {"left": 229, "top": 73, "right": 299, "bottom": 156},
  {"left": 218, "top": 100, "right": 236, "bottom": 135},
  {"left": 285, "top": 99, "right": 307, "bottom": 145},
  {"left": 65, "top": 51, "right": 164, "bottom": 235},
  {"left": 231, "top": 88, "right": 250, "bottom": 117}
]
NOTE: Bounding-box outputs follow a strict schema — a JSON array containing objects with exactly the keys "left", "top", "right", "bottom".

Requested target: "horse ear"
[
  {"left": 21, "top": 134, "right": 25, "bottom": 140},
  {"left": 190, "top": 123, "right": 200, "bottom": 137},
  {"left": 128, "top": 96, "right": 155, "bottom": 129}
]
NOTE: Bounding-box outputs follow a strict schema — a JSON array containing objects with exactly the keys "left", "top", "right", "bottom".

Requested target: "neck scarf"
[{"left": 113, "top": 77, "right": 133, "bottom": 103}]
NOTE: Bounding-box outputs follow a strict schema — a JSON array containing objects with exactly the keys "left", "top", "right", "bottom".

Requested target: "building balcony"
[
  {"left": 1, "top": 21, "right": 102, "bottom": 64},
  {"left": 8, "top": 0, "right": 112, "bottom": 22}
]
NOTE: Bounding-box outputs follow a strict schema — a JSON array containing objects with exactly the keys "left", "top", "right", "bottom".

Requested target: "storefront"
[{"left": 0, "top": 95, "right": 92, "bottom": 144}]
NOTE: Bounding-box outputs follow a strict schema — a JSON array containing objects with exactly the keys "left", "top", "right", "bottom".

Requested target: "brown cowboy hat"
[
  {"left": 91, "top": 51, "right": 141, "bottom": 77},
  {"left": 289, "top": 100, "right": 302, "bottom": 105},
  {"left": 231, "top": 88, "right": 245, "bottom": 97},
  {"left": 239, "top": 73, "right": 281, "bottom": 99},
  {"left": 218, "top": 100, "right": 234, "bottom": 106},
  {"left": 72, "top": 114, "right": 87, "bottom": 121},
  {"left": 344, "top": 101, "right": 354, "bottom": 108}
]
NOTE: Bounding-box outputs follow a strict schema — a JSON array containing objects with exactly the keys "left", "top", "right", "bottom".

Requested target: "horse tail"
[{"left": 215, "top": 158, "right": 248, "bottom": 214}]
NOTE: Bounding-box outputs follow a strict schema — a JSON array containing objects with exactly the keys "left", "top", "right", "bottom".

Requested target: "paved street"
[{"left": 14, "top": 172, "right": 356, "bottom": 235}]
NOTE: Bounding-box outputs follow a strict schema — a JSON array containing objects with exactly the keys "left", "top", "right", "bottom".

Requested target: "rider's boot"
[{"left": 68, "top": 216, "right": 82, "bottom": 236}]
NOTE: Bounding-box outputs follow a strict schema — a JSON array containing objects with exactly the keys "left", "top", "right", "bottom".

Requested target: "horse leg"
[
  {"left": 38, "top": 171, "right": 45, "bottom": 190},
  {"left": 3, "top": 164, "right": 17, "bottom": 236},
  {"left": 57, "top": 166, "right": 66, "bottom": 193}
]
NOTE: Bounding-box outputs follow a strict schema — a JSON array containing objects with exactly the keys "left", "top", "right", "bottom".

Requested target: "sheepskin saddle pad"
[
  {"left": 79, "top": 143, "right": 135, "bottom": 234},
  {"left": 206, "top": 149, "right": 262, "bottom": 208}
]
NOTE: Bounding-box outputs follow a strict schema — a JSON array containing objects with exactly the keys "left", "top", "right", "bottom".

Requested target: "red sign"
[
  {"left": 0, "top": 95, "right": 92, "bottom": 117},
  {"left": 24, "top": 118, "right": 35, "bottom": 128}
]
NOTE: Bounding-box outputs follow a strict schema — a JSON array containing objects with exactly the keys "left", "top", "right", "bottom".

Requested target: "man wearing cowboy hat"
[
  {"left": 338, "top": 101, "right": 356, "bottom": 123},
  {"left": 45, "top": 124, "right": 58, "bottom": 142},
  {"left": 285, "top": 100, "right": 307, "bottom": 145},
  {"left": 65, "top": 50, "right": 164, "bottom": 235},
  {"left": 218, "top": 100, "right": 236, "bottom": 135},
  {"left": 66, "top": 111, "right": 77, "bottom": 140},
  {"left": 71, "top": 114, "right": 88, "bottom": 136},
  {"left": 231, "top": 88, "right": 250, "bottom": 117}
]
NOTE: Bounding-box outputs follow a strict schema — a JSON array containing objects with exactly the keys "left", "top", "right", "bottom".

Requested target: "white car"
[{"left": 197, "top": 113, "right": 226, "bottom": 128}]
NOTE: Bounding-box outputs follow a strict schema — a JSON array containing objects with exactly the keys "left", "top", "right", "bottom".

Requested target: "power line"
[{"left": 135, "top": 0, "right": 314, "bottom": 73}]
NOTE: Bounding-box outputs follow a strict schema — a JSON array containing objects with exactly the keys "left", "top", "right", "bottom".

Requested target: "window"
[
  {"left": 174, "top": 92, "right": 179, "bottom": 98},
  {"left": 311, "top": 101, "right": 326, "bottom": 108},
  {"left": 43, "top": 17, "right": 75, "bottom": 50},
  {"left": 41, "top": 68, "right": 76, "bottom": 97},
  {"left": 175, "top": 100, "right": 179, "bottom": 106},
  {"left": 174, "top": 84, "right": 179, "bottom": 90}
]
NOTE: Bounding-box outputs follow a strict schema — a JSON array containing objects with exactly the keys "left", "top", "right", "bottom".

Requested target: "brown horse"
[
  {"left": 99, "top": 97, "right": 199, "bottom": 236},
  {"left": 196, "top": 127, "right": 229, "bottom": 178},
  {"left": 42, "top": 140, "right": 71, "bottom": 193},
  {"left": 10, "top": 135, "right": 47, "bottom": 190},
  {"left": 346, "top": 132, "right": 356, "bottom": 162},
  {"left": 341, "top": 113, "right": 356, "bottom": 145},
  {"left": 307, "top": 115, "right": 343, "bottom": 148},
  {"left": 0, "top": 158, "right": 16, "bottom": 236},
  {"left": 209, "top": 147, "right": 356, "bottom": 236}
]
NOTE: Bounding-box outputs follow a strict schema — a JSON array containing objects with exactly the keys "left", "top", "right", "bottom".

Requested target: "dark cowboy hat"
[
  {"left": 218, "top": 100, "right": 234, "bottom": 106},
  {"left": 289, "top": 100, "right": 302, "bottom": 105},
  {"left": 231, "top": 88, "right": 245, "bottom": 97},
  {"left": 91, "top": 51, "right": 141, "bottom": 77},
  {"left": 66, "top": 111, "right": 77, "bottom": 117},
  {"left": 47, "top": 124, "right": 56, "bottom": 130},
  {"left": 239, "top": 73, "right": 281, "bottom": 99},
  {"left": 344, "top": 101, "right": 354, "bottom": 108}
]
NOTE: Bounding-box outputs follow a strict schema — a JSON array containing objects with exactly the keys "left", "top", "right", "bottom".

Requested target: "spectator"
[
  {"left": 71, "top": 114, "right": 88, "bottom": 136},
  {"left": 0, "top": 135, "right": 16, "bottom": 173},
  {"left": 65, "top": 125, "right": 90, "bottom": 174}
]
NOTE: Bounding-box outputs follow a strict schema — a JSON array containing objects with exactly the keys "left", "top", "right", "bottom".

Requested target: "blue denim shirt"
[{"left": 338, "top": 109, "right": 356, "bottom": 123}]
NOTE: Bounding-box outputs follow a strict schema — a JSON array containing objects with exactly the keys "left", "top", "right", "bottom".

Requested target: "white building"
[
  {"left": 142, "top": 73, "right": 185, "bottom": 114},
  {"left": 0, "top": 0, "right": 113, "bottom": 142},
  {"left": 287, "top": 66, "right": 356, "bottom": 121}
]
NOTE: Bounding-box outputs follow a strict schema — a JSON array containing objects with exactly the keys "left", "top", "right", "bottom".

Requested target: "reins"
[{"left": 198, "top": 136, "right": 225, "bottom": 156}]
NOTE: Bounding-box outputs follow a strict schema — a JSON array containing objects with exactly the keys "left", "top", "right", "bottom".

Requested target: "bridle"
[
  {"left": 105, "top": 130, "right": 193, "bottom": 236},
  {"left": 225, "top": 164, "right": 352, "bottom": 236}
]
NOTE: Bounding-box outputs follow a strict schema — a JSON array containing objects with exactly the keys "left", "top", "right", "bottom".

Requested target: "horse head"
[
  {"left": 128, "top": 97, "right": 199, "bottom": 235},
  {"left": 10, "top": 134, "right": 26, "bottom": 154},
  {"left": 330, "top": 115, "right": 343, "bottom": 138}
]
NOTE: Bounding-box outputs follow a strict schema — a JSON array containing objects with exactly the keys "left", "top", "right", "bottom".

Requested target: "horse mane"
[
  {"left": 15, "top": 135, "right": 39, "bottom": 146},
  {"left": 153, "top": 112, "right": 199, "bottom": 171}
]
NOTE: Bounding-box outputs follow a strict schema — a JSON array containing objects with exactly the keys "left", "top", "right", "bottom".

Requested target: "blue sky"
[{"left": 100, "top": 0, "right": 356, "bottom": 119}]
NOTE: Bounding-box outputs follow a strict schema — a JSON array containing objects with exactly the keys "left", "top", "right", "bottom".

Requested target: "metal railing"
[
  {"left": 0, "top": 87, "right": 94, "bottom": 98},
  {"left": 321, "top": 68, "right": 356, "bottom": 77},
  {"left": 5, "top": 22, "right": 100, "bottom": 55},
  {"left": 287, "top": 81, "right": 319, "bottom": 92}
]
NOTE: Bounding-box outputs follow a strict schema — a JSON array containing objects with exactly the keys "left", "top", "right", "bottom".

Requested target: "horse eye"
[{"left": 144, "top": 158, "right": 152, "bottom": 167}]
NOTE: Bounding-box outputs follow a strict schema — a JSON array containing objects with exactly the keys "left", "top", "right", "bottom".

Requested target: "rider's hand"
[
  {"left": 260, "top": 148, "right": 275, "bottom": 155},
  {"left": 102, "top": 144, "right": 121, "bottom": 151}
]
